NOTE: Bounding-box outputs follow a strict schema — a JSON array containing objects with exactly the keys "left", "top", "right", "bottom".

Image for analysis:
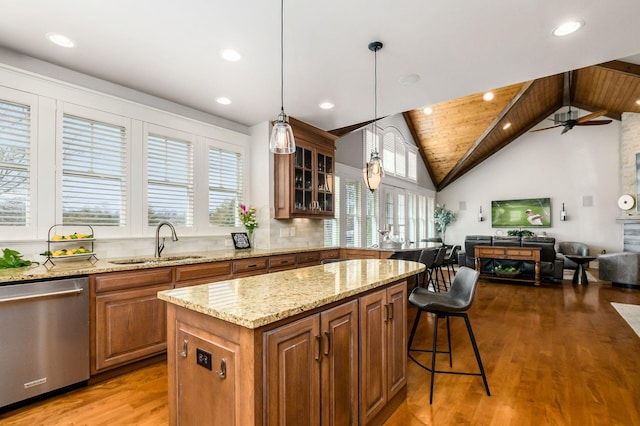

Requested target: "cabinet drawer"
[
  {"left": 175, "top": 261, "right": 232, "bottom": 282},
  {"left": 233, "top": 258, "right": 269, "bottom": 274},
  {"left": 269, "top": 254, "right": 297, "bottom": 271},
  {"left": 297, "top": 251, "right": 321, "bottom": 266},
  {"left": 94, "top": 267, "right": 174, "bottom": 293},
  {"left": 319, "top": 249, "right": 340, "bottom": 261}
]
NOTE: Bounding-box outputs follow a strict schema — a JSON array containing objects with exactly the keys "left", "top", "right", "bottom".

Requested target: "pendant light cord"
[{"left": 280, "top": 0, "right": 285, "bottom": 115}]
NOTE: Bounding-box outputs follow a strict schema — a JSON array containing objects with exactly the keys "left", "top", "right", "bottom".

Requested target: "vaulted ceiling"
[{"left": 401, "top": 60, "right": 640, "bottom": 191}]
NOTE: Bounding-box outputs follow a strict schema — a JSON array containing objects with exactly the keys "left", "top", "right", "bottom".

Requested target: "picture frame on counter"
[{"left": 231, "top": 232, "right": 251, "bottom": 249}]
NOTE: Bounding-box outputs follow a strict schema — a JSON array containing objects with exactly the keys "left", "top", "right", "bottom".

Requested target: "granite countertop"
[
  {"left": 157, "top": 258, "right": 425, "bottom": 329},
  {"left": 0, "top": 246, "right": 338, "bottom": 284}
]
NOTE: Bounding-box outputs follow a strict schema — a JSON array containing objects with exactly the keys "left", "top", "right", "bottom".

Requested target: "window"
[
  {"left": 324, "top": 176, "right": 340, "bottom": 246},
  {"left": 418, "top": 195, "right": 427, "bottom": 240},
  {"left": 344, "top": 179, "right": 361, "bottom": 247},
  {"left": 62, "top": 114, "right": 127, "bottom": 226},
  {"left": 365, "top": 188, "right": 379, "bottom": 247},
  {"left": 147, "top": 133, "right": 193, "bottom": 226},
  {"left": 407, "top": 193, "right": 416, "bottom": 243},
  {"left": 381, "top": 127, "right": 417, "bottom": 182},
  {"left": 397, "top": 193, "right": 405, "bottom": 239},
  {"left": 208, "top": 147, "right": 243, "bottom": 227},
  {"left": 0, "top": 99, "right": 31, "bottom": 226}
]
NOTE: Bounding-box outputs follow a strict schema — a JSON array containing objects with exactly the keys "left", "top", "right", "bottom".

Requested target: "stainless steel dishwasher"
[{"left": 0, "top": 276, "right": 89, "bottom": 408}]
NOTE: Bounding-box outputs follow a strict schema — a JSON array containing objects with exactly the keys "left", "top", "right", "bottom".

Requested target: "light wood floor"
[{"left": 2, "top": 274, "right": 640, "bottom": 425}]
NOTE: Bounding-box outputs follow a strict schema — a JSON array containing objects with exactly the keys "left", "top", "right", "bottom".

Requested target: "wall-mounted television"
[{"left": 491, "top": 197, "right": 551, "bottom": 228}]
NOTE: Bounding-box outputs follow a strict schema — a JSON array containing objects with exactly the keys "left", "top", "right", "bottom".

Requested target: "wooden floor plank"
[{"left": 1, "top": 275, "right": 640, "bottom": 425}]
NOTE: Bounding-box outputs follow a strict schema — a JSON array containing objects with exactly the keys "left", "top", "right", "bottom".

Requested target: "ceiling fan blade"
[
  {"left": 530, "top": 124, "right": 562, "bottom": 132},
  {"left": 576, "top": 110, "right": 608, "bottom": 124},
  {"left": 576, "top": 119, "right": 613, "bottom": 126},
  {"left": 561, "top": 127, "right": 570, "bottom": 135}
]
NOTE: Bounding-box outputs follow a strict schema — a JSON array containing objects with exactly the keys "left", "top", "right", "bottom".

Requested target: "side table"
[{"left": 565, "top": 255, "right": 596, "bottom": 285}]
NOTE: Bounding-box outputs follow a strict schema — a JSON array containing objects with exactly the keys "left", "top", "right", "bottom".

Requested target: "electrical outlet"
[
  {"left": 280, "top": 228, "right": 290, "bottom": 237},
  {"left": 290, "top": 227, "right": 296, "bottom": 237},
  {"left": 196, "top": 348, "right": 212, "bottom": 370}
]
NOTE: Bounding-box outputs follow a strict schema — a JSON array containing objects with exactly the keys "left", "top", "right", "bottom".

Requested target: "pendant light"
[
  {"left": 363, "top": 41, "right": 384, "bottom": 192},
  {"left": 269, "top": 0, "right": 296, "bottom": 154}
]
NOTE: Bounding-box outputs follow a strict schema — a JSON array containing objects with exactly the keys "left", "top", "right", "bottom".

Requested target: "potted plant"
[{"left": 434, "top": 204, "right": 456, "bottom": 244}]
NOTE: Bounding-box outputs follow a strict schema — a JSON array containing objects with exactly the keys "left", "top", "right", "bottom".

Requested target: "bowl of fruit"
[{"left": 494, "top": 265, "right": 520, "bottom": 278}]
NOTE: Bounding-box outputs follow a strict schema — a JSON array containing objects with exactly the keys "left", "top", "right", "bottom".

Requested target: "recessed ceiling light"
[
  {"left": 399, "top": 74, "right": 421, "bottom": 85},
  {"left": 216, "top": 97, "right": 231, "bottom": 105},
  {"left": 636, "top": 99, "right": 640, "bottom": 106},
  {"left": 483, "top": 92, "right": 494, "bottom": 101},
  {"left": 319, "top": 102, "right": 335, "bottom": 110},
  {"left": 502, "top": 122, "right": 512, "bottom": 130},
  {"left": 423, "top": 107, "right": 433, "bottom": 115},
  {"left": 46, "top": 32, "right": 75, "bottom": 48},
  {"left": 220, "top": 49, "right": 241, "bottom": 62},
  {"left": 552, "top": 21, "right": 584, "bottom": 37}
]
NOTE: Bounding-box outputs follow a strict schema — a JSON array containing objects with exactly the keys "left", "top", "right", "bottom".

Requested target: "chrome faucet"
[{"left": 155, "top": 221, "right": 179, "bottom": 258}]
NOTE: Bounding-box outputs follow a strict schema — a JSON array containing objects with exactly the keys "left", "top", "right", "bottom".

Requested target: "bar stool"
[
  {"left": 443, "top": 244, "right": 461, "bottom": 283},
  {"left": 431, "top": 247, "right": 448, "bottom": 291},
  {"left": 417, "top": 249, "right": 436, "bottom": 290},
  {"left": 407, "top": 266, "right": 490, "bottom": 404}
]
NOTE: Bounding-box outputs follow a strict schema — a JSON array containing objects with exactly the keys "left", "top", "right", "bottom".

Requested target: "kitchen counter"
[
  {"left": 160, "top": 258, "right": 424, "bottom": 425},
  {"left": 0, "top": 246, "right": 337, "bottom": 284},
  {"left": 158, "top": 258, "right": 424, "bottom": 328}
]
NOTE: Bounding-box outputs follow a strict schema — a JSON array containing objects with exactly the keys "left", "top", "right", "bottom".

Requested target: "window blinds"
[
  {"left": 0, "top": 99, "right": 30, "bottom": 226},
  {"left": 147, "top": 133, "right": 193, "bottom": 226},
  {"left": 62, "top": 114, "right": 126, "bottom": 225},
  {"left": 345, "top": 179, "right": 361, "bottom": 247},
  {"left": 208, "top": 147, "right": 243, "bottom": 227},
  {"left": 324, "top": 176, "right": 340, "bottom": 246}
]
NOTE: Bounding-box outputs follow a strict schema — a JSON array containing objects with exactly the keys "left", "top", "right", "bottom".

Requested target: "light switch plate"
[
  {"left": 290, "top": 227, "right": 296, "bottom": 237},
  {"left": 280, "top": 228, "right": 290, "bottom": 237}
]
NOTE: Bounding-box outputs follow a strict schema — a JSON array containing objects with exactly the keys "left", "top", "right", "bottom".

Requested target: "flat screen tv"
[{"left": 491, "top": 197, "right": 551, "bottom": 228}]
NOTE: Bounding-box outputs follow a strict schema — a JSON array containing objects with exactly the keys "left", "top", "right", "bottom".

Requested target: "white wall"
[{"left": 435, "top": 109, "right": 623, "bottom": 255}]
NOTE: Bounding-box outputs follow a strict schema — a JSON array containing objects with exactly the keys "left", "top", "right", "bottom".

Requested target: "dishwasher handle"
[{"left": 0, "top": 287, "right": 84, "bottom": 303}]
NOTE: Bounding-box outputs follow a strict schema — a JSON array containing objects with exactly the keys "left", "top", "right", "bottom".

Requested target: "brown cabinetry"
[
  {"left": 174, "top": 261, "right": 232, "bottom": 287},
  {"left": 264, "top": 300, "right": 358, "bottom": 426},
  {"left": 269, "top": 253, "right": 298, "bottom": 272},
  {"left": 359, "top": 282, "right": 407, "bottom": 424},
  {"left": 91, "top": 268, "right": 174, "bottom": 374},
  {"left": 233, "top": 257, "right": 269, "bottom": 278},
  {"left": 274, "top": 117, "right": 337, "bottom": 219},
  {"left": 174, "top": 321, "right": 240, "bottom": 425}
]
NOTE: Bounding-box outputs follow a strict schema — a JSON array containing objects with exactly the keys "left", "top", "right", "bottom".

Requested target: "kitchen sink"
[{"left": 109, "top": 255, "right": 204, "bottom": 265}]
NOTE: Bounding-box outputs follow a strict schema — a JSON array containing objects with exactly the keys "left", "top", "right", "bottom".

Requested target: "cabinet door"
[
  {"left": 315, "top": 149, "right": 335, "bottom": 217},
  {"left": 386, "top": 282, "right": 407, "bottom": 399},
  {"left": 94, "top": 283, "right": 172, "bottom": 372},
  {"left": 264, "top": 315, "right": 321, "bottom": 426},
  {"left": 294, "top": 145, "right": 315, "bottom": 213},
  {"left": 320, "top": 300, "right": 358, "bottom": 426},
  {"left": 175, "top": 325, "right": 239, "bottom": 426},
  {"left": 359, "top": 290, "right": 387, "bottom": 424}
]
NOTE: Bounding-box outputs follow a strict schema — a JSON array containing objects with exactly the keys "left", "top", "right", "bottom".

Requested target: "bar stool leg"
[
  {"left": 463, "top": 314, "right": 491, "bottom": 396},
  {"left": 408, "top": 309, "right": 422, "bottom": 351},
  {"left": 446, "top": 315, "right": 452, "bottom": 367},
  {"left": 430, "top": 313, "right": 440, "bottom": 404}
]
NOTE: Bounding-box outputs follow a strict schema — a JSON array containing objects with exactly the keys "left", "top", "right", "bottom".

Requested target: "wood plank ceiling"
[{"left": 402, "top": 60, "right": 640, "bottom": 191}]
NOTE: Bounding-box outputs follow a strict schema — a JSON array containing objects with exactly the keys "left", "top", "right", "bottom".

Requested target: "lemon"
[{"left": 52, "top": 234, "right": 63, "bottom": 241}]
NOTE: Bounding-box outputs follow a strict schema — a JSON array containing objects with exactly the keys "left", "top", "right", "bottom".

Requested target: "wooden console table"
[{"left": 474, "top": 245, "right": 542, "bottom": 286}]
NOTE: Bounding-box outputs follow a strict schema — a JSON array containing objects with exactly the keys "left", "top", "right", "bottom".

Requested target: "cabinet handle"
[
  {"left": 384, "top": 304, "right": 389, "bottom": 323},
  {"left": 389, "top": 302, "right": 394, "bottom": 320},
  {"left": 217, "top": 358, "right": 227, "bottom": 379},
  {"left": 248, "top": 264, "right": 257, "bottom": 268},
  {"left": 179, "top": 339, "right": 188, "bottom": 357},
  {"left": 324, "top": 331, "right": 331, "bottom": 356},
  {"left": 315, "top": 335, "right": 322, "bottom": 362}
]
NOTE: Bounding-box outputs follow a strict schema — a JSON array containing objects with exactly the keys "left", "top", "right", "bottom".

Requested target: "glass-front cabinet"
[{"left": 274, "top": 117, "right": 337, "bottom": 219}]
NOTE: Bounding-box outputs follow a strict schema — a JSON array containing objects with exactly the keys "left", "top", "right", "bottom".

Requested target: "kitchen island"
[{"left": 158, "top": 258, "right": 424, "bottom": 426}]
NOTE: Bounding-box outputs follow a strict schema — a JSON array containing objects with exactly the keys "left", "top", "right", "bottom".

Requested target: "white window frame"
[
  {"left": 200, "top": 136, "right": 249, "bottom": 233},
  {"left": 56, "top": 102, "right": 132, "bottom": 237},
  {"left": 0, "top": 87, "right": 38, "bottom": 240},
  {"left": 144, "top": 123, "right": 195, "bottom": 232},
  {"left": 380, "top": 126, "right": 417, "bottom": 183}
]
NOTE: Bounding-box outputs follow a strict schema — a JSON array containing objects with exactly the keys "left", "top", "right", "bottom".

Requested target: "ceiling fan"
[
  {"left": 530, "top": 109, "right": 612, "bottom": 135},
  {"left": 530, "top": 71, "right": 612, "bottom": 135}
]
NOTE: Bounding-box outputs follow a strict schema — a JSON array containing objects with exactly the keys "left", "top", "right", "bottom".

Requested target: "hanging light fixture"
[
  {"left": 269, "top": 0, "right": 296, "bottom": 154},
  {"left": 363, "top": 41, "right": 384, "bottom": 192}
]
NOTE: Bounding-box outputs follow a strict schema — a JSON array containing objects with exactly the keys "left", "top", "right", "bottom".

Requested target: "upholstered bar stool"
[{"left": 407, "top": 266, "right": 490, "bottom": 404}]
